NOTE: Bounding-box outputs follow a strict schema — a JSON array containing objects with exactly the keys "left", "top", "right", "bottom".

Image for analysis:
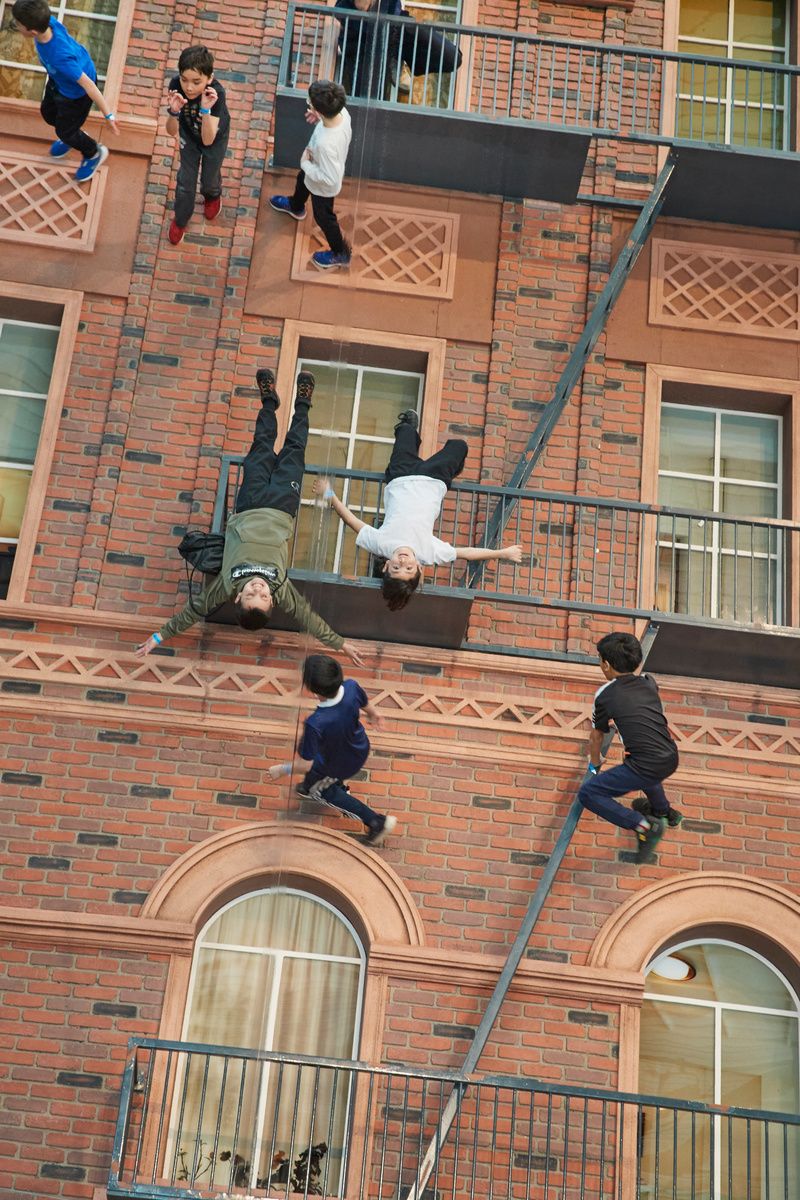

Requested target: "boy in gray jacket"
[{"left": 136, "top": 370, "right": 362, "bottom": 664}]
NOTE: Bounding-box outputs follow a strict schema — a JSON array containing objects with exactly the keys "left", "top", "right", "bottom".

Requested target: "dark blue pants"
[
  {"left": 303, "top": 768, "right": 383, "bottom": 833},
  {"left": 577, "top": 761, "right": 670, "bottom": 831}
]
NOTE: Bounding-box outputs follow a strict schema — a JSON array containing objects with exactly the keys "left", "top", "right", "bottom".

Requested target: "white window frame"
[
  {"left": 0, "top": 0, "right": 119, "bottom": 95},
  {"left": 179, "top": 887, "right": 367, "bottom": 1195},
  {"left": 676, "top": 0, "right": 791, "bottom": 148},
  {"left": 643, "top": 938, "right": 800, "bottom": 1200},
  {"left": 657, "top": 401, "right": 783, "bottom": 622},
  {"left": 296, "top": 357, "right": 425, "bottom": 574},
  {"left": 0, "top": 316, "right": 60, "bottom": 549}
]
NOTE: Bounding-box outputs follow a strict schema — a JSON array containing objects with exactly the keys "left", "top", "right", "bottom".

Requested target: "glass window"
[
  {"left": 292, "top": 358, "right": 424, "bottom": 576},
  {"left": 0, "top": 318, "right": 59, "bottom": 597},
  {"left": 172, "top": 889, "right": 366, "bottom": 1195},
  {"left": 656, "top": 402, "right": 782, "bottom": 624},
  {"left": 0, "top": 0, "right": 119, "bottom": 101},
  {"left": 639, "top": 941, "right": 800, "bottom": 1200},
  {"left": 676, "top": 0, "right": 790, "bottom": 149}
]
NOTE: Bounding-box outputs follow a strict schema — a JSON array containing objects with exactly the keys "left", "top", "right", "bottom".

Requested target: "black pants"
[
  {"left": 235, "top": 391, "right": 310, "bottom": 519},
  {"left": 174, "top": 132, "right": 228, "bottom": 227},
  {"left": 302, "top": 768, "right": 383, "bottom": 833},
  {"left": 41, "top": 80, "right": 97, "bottom": 159},
  {"left": 290, "top": 170, "right": 349, "bottom": 257},
  {"left": 384, "top": 423, "right": 468, "bottom": 488}
]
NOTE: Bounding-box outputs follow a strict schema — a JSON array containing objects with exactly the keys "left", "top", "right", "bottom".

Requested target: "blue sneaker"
[
  {"left": 74, "top": 144, "right": 109, "bottom": 183},
  {"left": 49, "top": 140, "right": 71, "bottom": 158},
  {"left": 311, "top": 250, "right": 351, "bottom": 271},
  {"left": 270, "top": 195, "right": 305, "bottom": 220}
]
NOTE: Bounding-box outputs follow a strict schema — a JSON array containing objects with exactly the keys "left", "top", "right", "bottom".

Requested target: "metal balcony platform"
[
  {"left": 661, "top": 143, "right": 800, "bottom": 232},
  {"left": 273, "top": 93, "right": 590, "bottom": 203},
  {"left": 205, "top": 574, "right": 473, "bottom": 650},
  {"left": 645, "top": 618, "right": 800, "bottom": 689}
]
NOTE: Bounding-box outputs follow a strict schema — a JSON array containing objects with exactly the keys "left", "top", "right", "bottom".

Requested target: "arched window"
[
  {"left": 171, "top": 888, "right": 366, "bottom": 1193},
  {"left": 639, "top": 938, "right": 800, "bottom": 1197}
]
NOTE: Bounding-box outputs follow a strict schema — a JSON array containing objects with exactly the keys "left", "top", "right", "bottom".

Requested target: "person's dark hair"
[
  {"left": 597, "top": 631, "right": 642, "bottom": 673},
  {"left": 381, "top": 569, "right": 421, "bottom": 612},
  {"left": 236, "top": 605, "right": 270, "bottom": 631},
  {"left": 302, "top": 654, "right": 343, "bottom": 698},
  {"left": 308, "top": 79, "right": 347, "bottom": 118},
  {"left": 11, "top": 0, "right": 51, "bottom": 33},
  {"left": 178, "top": 44, "right": 214, "bottom": 77}
]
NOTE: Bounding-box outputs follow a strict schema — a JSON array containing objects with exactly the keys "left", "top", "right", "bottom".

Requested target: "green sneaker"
[
  {"left": 635, "top": 817, "right": 666, "bottom": 864},
  {"left": 632, "top": 795, "right": 683, "bottom": 829}
]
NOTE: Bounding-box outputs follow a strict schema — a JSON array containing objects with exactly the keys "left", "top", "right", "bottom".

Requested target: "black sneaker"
[
  {"left": 295, "top": 782, "right": 311, "bottom": 799},
  {"left": 256, "top": 368, "right": 278, "bottom": 407},
  {"left": 296, "top": 371, "right": 315, "bottom": 405},
  {"left": 395, "top": 409, "right": 419, "bottom": 432},
  {"left": 364, "top": 814, "right": 397, "bottom": 846},
  {"left": 635, "top": 817, "right": 666, "bottom": 864},
  {"left": 632, "top": 795, "right": 683, "bottom": 828}
]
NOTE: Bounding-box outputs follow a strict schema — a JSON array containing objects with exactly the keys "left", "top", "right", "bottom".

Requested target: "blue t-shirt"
[
  {"left": 298, "top": 679, "right": 370, "bottom": 781},
  {"left": 35, "top": 17, "right": 96, "bottom": 100}
]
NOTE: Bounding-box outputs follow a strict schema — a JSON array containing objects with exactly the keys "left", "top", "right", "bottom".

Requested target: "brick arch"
[
  {"left": 141, "top": 819, "right": 425, "bottom": 949},
  {"left": 589, "top": 872, "right": 800, "bottom": 973}
]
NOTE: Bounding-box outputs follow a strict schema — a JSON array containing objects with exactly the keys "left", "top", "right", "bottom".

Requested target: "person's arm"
[
  {"left": 300, "top": 137, "right": 342, "bottom": 193},
  {"left": 165, "top": 87, "right": 185, "bottom": 137},
  {"left": 135, "top": 575, "right": 227, "bottom": 656},
  {"left": 587, "top": 727, "right": 605, "bottom": 771},
  {"left": 455, "top": 543, "right": 523, "bottom": 564},
  {"left": 76, "top": 73, "right": 119, "bottom": 136},
  {"left": 312, "top": 477, "right": 366, "bottom": 533},
  {"left": 268, "top": 755, "right": 308, "bottom": 781},
  {"left": 198, "top": 84, "right": 221, "bottom": 146},
  {"left": 362, "top": 701, "right": 384, "bottom": 730}
]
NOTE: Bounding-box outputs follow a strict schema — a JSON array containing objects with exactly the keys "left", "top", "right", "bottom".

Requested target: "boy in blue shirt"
[
  {"left": 12, "top": 0, "right": 118, "bottom": 182},
  {"left": 269, "top": 655, "right": 397, "bottom": 846}
]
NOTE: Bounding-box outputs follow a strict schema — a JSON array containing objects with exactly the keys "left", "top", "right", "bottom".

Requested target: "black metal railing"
[
  {"left": 213, "top": 459, "right": 798, "bottom": 631},
  {"left": 109, "top": 1039, "right": 800, "bottom": 1199},
  {"left": 280, "top": 2, "right": 799, "bottom": 152}
]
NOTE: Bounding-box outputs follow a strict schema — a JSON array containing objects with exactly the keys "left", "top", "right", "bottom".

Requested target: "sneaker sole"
[
  {"left": 270, "top": 201, "right": 305, "bottom": 220},
  {"left": 311, "top": 259, "right": 349, "bottom": 271},
  {"left": 369, "top": 814, "right": 397, "bottom": 847}
]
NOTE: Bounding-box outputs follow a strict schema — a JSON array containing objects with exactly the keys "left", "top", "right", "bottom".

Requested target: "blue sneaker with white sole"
[
  {"left": 49, "top": 140, "right": 71, "bottom": 158},
  {"left": 75, "top": 144, "right": 109, "bottom": 183},
  {"left": 270, "top": 195, "right": 306, "bottom": 220},
  {"left": 311, "top": 249, "right": 352, "bottom": 271}
]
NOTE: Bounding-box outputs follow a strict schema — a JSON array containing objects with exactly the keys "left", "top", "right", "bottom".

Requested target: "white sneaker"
[{"left": 367, "top": 814, "right": 397, "bottom": 846}]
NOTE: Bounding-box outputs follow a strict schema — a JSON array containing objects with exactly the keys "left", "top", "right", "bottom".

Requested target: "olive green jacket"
[{"left": 158, "top": 508, "right": 344, "bottom": 649}]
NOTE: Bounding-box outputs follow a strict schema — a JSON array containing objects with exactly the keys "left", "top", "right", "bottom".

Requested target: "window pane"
[
  {"left": 640, "top": 998, "right": 716, "bottom": 1102},
  {"left": 0, "top": 15, "right": 41, "bottom": 70},
  {"left": 357, "top": 371, "right": 421, "bottom": 437},
  {"left": 678, "top": 51, "right": 726, "bottom": 100},
  {"left": 732, "top": 0, "right": 786, "bottom": 48},
  {"left": 723, "top": 1010, "right": 798, "bottom": 1110},
  {"left": 66, "top": 0, "right": 120, "bottom": 16},
  {"left": 0, "top": 324, "right": 59, "bottom": 395},
  {"left": 293, "top": 502, "right": 339, "bottom": 573},
  {"left": 352, "top": 438, "right": 393, "bottom": 473},
  {"left": 719, "top": 413, "right": 779, "bottom": 483},
  {"left": 719, "top": 552, "right": 777, "bottom": 622},
  {"left": 61, "top": 15, "right": 114, "bottom": 75},
  {"left": 0, "top": 466, "right": 32, "bottom": 540},
  {"left": 203, "top": 892, "right": 359, "bottom": 958},
  {"left": 719, "top": 481, "right": 778, "bottom": 519},
  {"left": 679, "top": 0, "right": 729, "bottom": 41},
  {"left": 299, "top": 363, "right": 357, "bottom": 432},
  {"left": 660, "top": 408, "right": 716, "bottom": 476},
  {"left": 647, "top": 944, "right": 796, "bottom": 1009},
  {"left": 732, "top": 98, "right": 783, "bottom": 146},
  {"left": 186, "top": 949, "right": 274, "bottom": 1050},
  {"left": 276, "top": 959, "right": 361, "bottom": 1057},
  {"left": 0, "top": 65, "right": 46, "bottom": 100},
  {"left": 657, "top": 546, "right": 713, "bottom": 616},
  {"left": 305, "top": 433, "right": 349, "bottom": 472},
  {"left": 658, "top": 475, "right": 714, "bottom": 513},
  {"left": 0, "top": 395, "right": 46, "bottom": 463}
]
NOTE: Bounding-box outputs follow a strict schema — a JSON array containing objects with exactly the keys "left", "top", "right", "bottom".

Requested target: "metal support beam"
[
  {"left": 469, "top": 157, "right": 676, "bottom": 586},
  {"left": 405, "top": 625, "right": 660, "bottom": 1200}
]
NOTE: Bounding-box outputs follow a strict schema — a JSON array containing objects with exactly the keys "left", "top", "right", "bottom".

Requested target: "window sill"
[{"left": 0, "top": 97, "right": 158, "bottom": 156}]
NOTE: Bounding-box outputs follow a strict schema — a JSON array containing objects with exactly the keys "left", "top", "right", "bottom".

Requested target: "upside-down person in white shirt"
[{"left": 313, "top": 410, "right": 523, "bottom": 611}]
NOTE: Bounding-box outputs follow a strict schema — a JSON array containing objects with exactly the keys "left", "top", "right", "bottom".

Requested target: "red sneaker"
[
  {"left": 204, "top": 196, "right": 221, "bottom": 220},
  {"left": 168, "top": 219, "right": 186, "bottom": 245}
]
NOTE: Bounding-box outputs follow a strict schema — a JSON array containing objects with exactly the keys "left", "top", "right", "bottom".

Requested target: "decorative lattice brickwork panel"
[
  {"left": 0, "top": 150, "right": 106, "bottom": 252},
  {"left": 650, "top": 239, "right": 800, "bottom": 342},
  {"left": 292, "top": 202, "right": 459, "bottom": 298}
]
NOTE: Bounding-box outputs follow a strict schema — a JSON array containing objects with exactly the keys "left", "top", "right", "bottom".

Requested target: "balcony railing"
[
  {"left": 110, "top": 1039, "right": 800, "bottom": 1199},
  {"left": 280, "top": 2, "right": 799, "bottom": 153},
  {"left": 213, "top": 460, "right": 799, "bottom": 633}
]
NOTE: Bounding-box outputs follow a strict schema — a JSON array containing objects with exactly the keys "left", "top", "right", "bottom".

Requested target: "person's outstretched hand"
[
  {"left": 341, "top": 640, "right": 365, "bottom": 668},
  {"left": 135, "top": 636, "right": 159, "bottom": 657},
  {"left": 501, "top": 543, "right": 523, "bottom": 563},
  {"left": 166, "top": 89, "right": 187, "bottom": 114},
  {"left": 312, "top": 476, "right": 333, "bottom": 500}
]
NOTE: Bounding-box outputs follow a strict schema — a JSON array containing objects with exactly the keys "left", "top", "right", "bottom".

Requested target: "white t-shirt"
[
  {"left": 355, "top": 476, "right": 457, "bottom": 566},
  {"left": 301, "top": 109, "right": 352, "bottom": 197}
]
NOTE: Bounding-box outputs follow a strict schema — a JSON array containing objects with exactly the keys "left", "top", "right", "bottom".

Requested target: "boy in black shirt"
[
  {"left": 578, "top": 631, "right": 681, "bottom": 862},
  {"left": 165, "top": 45, "right": 230, "bottom": 244}
]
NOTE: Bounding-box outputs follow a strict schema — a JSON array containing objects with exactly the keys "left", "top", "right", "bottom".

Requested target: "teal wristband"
[
  {"left": 152, "top": 631, "right": 163, "bottom": 645},
  {"left": 104, "top": 111, "right": 115, "bottom": 120},
  {"left": 199, "top": 107, "right": 211, "bottom": 115},
  {"left": 324, "top": 486, "right": 335, "bottom": 501}
]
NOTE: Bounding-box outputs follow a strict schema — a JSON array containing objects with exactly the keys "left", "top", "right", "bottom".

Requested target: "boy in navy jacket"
[{"left": 269, "top": 655, "right": 396, "bottom": 845}]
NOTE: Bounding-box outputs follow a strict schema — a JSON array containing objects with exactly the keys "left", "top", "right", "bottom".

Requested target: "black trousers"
[
  {"left": 290, "top": 170, "right": 349, "bottom": 256},
  {"left": 384, "top": 422, "right": 468, "bottom": 488},
  {"left": 235, "top": 392, "right": 310, "bottom": 519},
  {"left": 174, "top": 132, "right": 228, "bottom": 226},
  {"left": 41, "top": 80, "right": 97, "bottom": 159}
]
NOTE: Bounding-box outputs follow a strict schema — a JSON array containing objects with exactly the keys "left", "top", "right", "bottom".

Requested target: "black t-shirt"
[
  {"left": 592, "top": 673, "right": 679, "bottom": 780},
  {"left": 169, "top": 75, "right": 230, "bottom": 145}
]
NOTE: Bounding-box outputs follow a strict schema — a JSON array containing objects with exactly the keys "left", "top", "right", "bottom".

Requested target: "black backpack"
[{"left": 177, "top": 530, "right": 226, "bottom": 613}]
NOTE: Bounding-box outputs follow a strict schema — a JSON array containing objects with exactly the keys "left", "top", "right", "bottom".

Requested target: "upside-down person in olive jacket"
[{"left": 135, "top": 370, "right": 363, "bottom": 666}]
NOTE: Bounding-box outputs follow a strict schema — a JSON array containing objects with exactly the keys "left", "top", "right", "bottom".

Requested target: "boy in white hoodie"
[{"left": 270, "top": 79, "right": 352, "bottom": 270}]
